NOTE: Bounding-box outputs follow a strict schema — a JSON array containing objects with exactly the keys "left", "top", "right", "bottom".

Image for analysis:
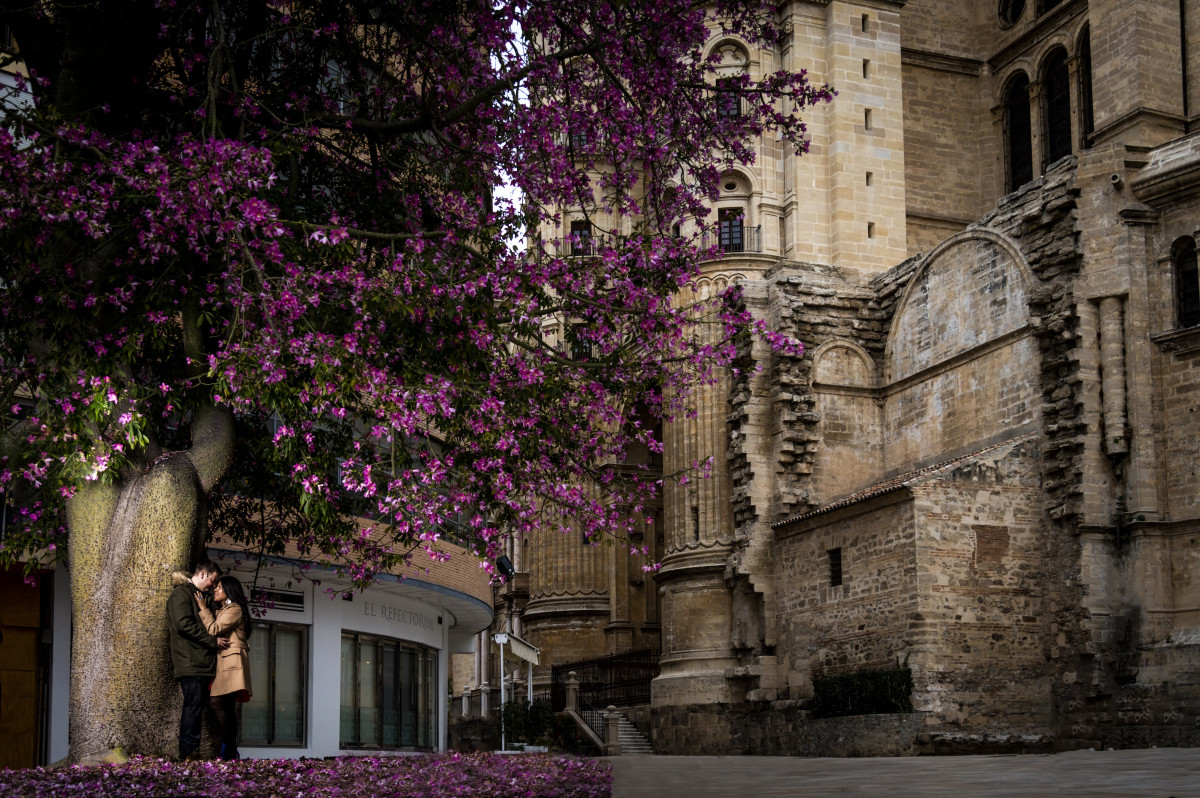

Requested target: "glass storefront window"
[
  {"left": 340, "top": 631, "right": 438, "bottom": 749},
  {"left": 241, "top": 621, "right": 308, "bottom": 746}
]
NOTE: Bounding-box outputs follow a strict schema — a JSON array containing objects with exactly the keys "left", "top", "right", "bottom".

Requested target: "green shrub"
[
  {"left": 810, "top": 665, "right": 913, "bottom": 718},
  {"left": 499, "top": 699, "right": 555, "bottom": 743}
]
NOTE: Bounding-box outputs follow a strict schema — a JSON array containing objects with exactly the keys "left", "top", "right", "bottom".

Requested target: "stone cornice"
[
  {"left": 1130, "top": 133, "right": 1200, "bottom": 207},
  {"left": 1090, "top": 107, "right": 1188, "bottom": 152},
  {"left": 901, "top": 47, "right": 983, "bottom": 77}
]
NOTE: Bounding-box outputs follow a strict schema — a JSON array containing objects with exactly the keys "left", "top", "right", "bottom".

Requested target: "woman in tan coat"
[{"left": 195, "top": 575, "right": 252, "bottom": 760}]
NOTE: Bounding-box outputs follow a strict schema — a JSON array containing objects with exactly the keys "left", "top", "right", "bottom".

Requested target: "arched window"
[
  {"left": 711, "top": 41, "right": 749, "bottom": 122},
  {"left": 1078, "top": 26, "right": 1094, "bottom": 146},
  {"left": 1175, "top": 237, "right": 1200, "bottom": 328},
  {"left": 1043, "top": 48, "right": 1072, "bottom": 166},
  {"left": 1005, "top": 74, "right": 1033, "bottom": 191}
]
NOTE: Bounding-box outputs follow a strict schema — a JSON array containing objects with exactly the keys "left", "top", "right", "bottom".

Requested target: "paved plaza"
[{"left": 608, "top": 748, "right": 1200, "bottom": 797}]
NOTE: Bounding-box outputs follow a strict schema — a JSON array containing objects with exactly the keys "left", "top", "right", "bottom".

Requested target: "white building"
[{"left": 4, "top": 540, "right": 492, "bottom": 766}]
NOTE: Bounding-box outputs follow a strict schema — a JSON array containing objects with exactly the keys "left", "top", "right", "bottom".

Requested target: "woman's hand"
[{"left": 194, "top": 592, "right": 206, "bottom": 608}]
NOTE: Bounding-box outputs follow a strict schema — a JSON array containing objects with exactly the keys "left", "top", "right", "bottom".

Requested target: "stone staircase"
[{"left": 615, "top": 714, "right": 654, "bottom": 755}]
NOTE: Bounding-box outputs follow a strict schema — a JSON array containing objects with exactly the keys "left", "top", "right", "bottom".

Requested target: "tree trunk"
[{"left": 65, "top": 407, "right": 234, "bottom": 763}]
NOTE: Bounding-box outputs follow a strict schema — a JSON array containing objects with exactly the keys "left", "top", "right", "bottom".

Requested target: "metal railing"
[
  {"left": 700, "top": 225, "right": 762, "bottom": 255},
  {"left": 543, "top": 232, "right": 614, "bottom": 259},
  {"left": 551, "top": 649, "right": 659, "bottom": 711}
]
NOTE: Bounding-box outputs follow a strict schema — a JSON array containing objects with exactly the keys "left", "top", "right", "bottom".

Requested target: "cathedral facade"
[{"left": 460, "top": 0, "right": 1200, "bottom": 755}]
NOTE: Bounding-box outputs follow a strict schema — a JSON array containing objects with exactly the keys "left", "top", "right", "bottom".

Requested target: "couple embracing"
[{"left": 166, "top": 560, "right": 253, "bottom": 761}]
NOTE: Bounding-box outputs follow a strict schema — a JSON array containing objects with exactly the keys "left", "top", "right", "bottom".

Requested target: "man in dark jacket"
[{"left": 166, "top": 559, "right": 223, "bottom": 760}]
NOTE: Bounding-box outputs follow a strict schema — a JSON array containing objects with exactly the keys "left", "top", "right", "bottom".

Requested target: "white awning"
[{"left": 491, "top": 632, "right": 539, "bottom": 666}]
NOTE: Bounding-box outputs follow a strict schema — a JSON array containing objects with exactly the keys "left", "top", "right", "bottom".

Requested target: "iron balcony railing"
[
  {"left": 700, "top": 224, "right": 762, "bottom": 255},
  {"left": 543, "top": 231, "right": 614, "bottom": 259},
  {"left": 550, "top": 649, "right": 660, "bottom": 711}
]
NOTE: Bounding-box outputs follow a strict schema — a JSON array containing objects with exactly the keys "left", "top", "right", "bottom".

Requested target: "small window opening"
[
  {"left": 570, "top": 219, "right": 592, "bottom": 256},
  {"left": 718, "top": 208, "right": 745, "bottom": 252},
  {"left": 828, "top": 547, "right": 843, "bottom": 587},
  {"left": 861, "top": 14, "right": 869, "bottom": 32},
  {"left": 691, "top": 505, "right": 700, "bottom": 542},
  {"left": 1176, "top": 238, "right": 1200, "bottom": 328},
  {"left": 570, "top": 333, "right": 592, "bottom": 362},
  {"left": 569, "top": 127, "right": 591, "bottom": 152},
  {"left": 867, "top": 222, "right": 875, "bottom": 239},
  {"left": 999, "top": 0, "right": 1025, "bottom": 28},
  {"left": 865, "top": 171, "right": 874, "bottom": 187},
  {"left": 862, "top": 59, "right": 871, "bottom": 79},
  {"left": 864, "top": 108, "right": 873, "bottom": 130},
  {"left": 715, "top": 77, "right": 742, "bottom": 120}
]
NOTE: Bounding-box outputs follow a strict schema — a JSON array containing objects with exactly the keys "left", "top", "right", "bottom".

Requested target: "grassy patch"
[{"left": 810, "top": 666, "right": 914, "bottom": 718}]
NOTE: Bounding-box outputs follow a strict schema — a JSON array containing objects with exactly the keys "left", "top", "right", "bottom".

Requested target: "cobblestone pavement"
[{"left": 608, "top": 749, "right": 1200, "bottom": 797}]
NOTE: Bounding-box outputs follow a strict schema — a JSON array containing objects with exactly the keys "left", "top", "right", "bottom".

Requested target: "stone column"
[
  {"left": 604, "top": 707, "right": 622, "bottom": 756},
  {"left": 1098, "top": 296, "right": 1128, "bottom": 457},
  {"left": 521, "top": 484, "right": 610, "bottom": 668},
  {"left": 565, "top": 672, "right": 579, "bottom": 714},
  {"left": 606, "top": 521, "right": 634, "bottom": 652},
  {"left": 1066, "top": 52, "right": 1085, "bottom": 151},
  {"left": 1027, "top": 79, "right": 1046, "bottom": 178},
  {"left": 653, "top": 277, "right": 738, "bottom": 752}
]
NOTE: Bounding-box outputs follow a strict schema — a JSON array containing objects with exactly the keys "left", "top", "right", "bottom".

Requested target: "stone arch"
[
  {"left": 705, "top": 36, "right": 753, "bottom": 77},
  {"left": 886, "top": 229, "right": 1034, "bottom": 382},
  {"left": 1030, "top": 35, "right": 1075, "bottom": 71},
  {"left": 718, "top": 167, "right": 760, "bottom": 198},
  {"left": 716, "top": 169, "right": 760, "bottom": 234},
  {"left": 810, "top": 340, "right": 882, "bottom": 501},
  {"left": 882, "top": 229, "right": 1040, "bottom": 473},
  {"left": 811, "top": 340, "right": 877, "bottom": 389},
  {"left": 689, "top": 271, "right": 746, "bottom": 300},
  {"left": 995, "top": 64, "right": 1034, "bottom": 107},
  {"left": 1068, "top": 16, "right": 1091, "bottom": 54}
]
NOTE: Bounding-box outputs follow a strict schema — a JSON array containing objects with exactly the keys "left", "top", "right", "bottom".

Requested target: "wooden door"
[{"left": 0, "top": 566, "right": 44, "bottom": 769}]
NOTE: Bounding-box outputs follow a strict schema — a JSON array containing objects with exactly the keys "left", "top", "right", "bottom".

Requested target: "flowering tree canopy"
[{"left": 0, "top": 0, "right": 827, "bottom": 586}]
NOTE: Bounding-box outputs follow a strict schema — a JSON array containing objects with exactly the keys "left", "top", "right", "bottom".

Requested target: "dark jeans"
[
  {"left": 177, "top": 676, "right": 210, "bottom": 758},
  {"left": 209, "top": 693, "right": 239, "bottom": 760}
]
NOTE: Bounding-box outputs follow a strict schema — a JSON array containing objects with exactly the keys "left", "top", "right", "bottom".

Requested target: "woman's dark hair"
[{"left": 219, "top": 576, "right": 252, "bottom": 639}]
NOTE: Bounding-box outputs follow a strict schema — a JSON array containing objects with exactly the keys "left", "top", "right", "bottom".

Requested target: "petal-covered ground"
[{"left": 0, "top": 753, "right": 612, "bottom": 798}]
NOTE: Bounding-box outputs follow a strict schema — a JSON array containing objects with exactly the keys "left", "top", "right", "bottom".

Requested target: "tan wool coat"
[{"left": 198, "top": 602, "right": 252, "bottom": 698}]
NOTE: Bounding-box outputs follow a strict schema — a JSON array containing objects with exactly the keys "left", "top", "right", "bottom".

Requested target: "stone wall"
[
  {"left": 900, "top": 62, "right": 987, "bottom": 254},
  {"left": 908, "top": 439, "right": 1054, "bottom": 735},
  {"left": 771, "top": 437, "right": 1056, "bottom": 738},
  {"left": 654, "top": 702, "right": 926, "bottom": 756},
  {"left": 775, "top": 494, "right": 918, "bottom": 694}
]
